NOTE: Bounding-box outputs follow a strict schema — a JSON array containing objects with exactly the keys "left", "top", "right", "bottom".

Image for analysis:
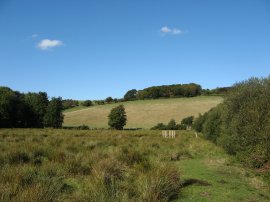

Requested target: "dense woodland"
[
  {"left": 0, "top": 87, "right": 63, "bottom": 128},
  {"left": 193, "top": 77, "right": 270, "bottom": 179}
]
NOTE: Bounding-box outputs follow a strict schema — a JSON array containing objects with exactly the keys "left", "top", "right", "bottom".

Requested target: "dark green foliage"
[
  {"left": 81, "top": 100, "right": 92, "bottom": 107},
  {"left": 95, "top": 100, "right": 105, "bottom": 105},
  {"left": 193, "top": 113, "right": 207, "bottom": 132},
  {"left": 43, "top": 97, "right": 64, "bottom": 128},
  {"left": 152, "top": 119, "right": 187, "bottom": 130},
  {"left": 124, "top": 89, "right": 137, "bottom": 101},
  {"left": 105, "top": 97, "right": 113, "bottom": 103},
  {"left": 176, "top": 124, "right": 187, "bottom": 130},
  {"left": 108, "top": 105, "right": 127, "bottom": 130},
  {"left": 24, "top": 92, "right": 49, "bottom": 127},
  {"left": 220, "top": 77, "right": 270, "bottom": 166},
  {"left": 196, "top": 77, "right": 270, "bottom": 172},
  {"left": 167, "top": 119, "right": 177, "bottom": 130},
  {"left": 181, "top": 116, "right": 194, "bottom": 126},
  {"left": 202, "top": 87, "right": 232, "bottom": 95},
  {"left": 62, "top": 99, "right": 79, "bottom": 109},
  {"left": 137, "top": 83, "right": 202, "bottom": 99},
  {"left": 202, "top": 105, "right": 223, "bottom": 143},
  {"left": 151, "top": 123, "right": 167, "bottom": 130},
  {"left": 0, "top": 87, "right": 50, "bottom": 128}
]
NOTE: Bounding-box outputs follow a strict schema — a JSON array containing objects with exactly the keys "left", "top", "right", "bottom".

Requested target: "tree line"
[
  {"left": 193, "top": 77, "right": 270, "bottom": 177},
  {"left": 124, "top": 84, "right": 231, "bottom": 101},
  {"left": 62, "top": 83, "right": 230, "bottom": 110},
  {"left": 0, "top": 87, "right": 63, "bottom": 128}
]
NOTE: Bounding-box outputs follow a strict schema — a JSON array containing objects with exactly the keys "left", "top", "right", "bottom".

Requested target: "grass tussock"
[{"left": 0, "top": 129, "right": 269, "bottom": 201}]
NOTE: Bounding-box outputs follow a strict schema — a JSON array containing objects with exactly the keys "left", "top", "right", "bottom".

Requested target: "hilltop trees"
[
  {"left": 136, "top": 83, "right": 202, "bottom": 99},
  {"left": 124, "top": 89, "right": 137, "bottom": 101},
  {"left": 105, "top": 97, "right": 113, "bottom": 103},
  {"left": 108, "top": 105, "right": 127, "bottom": 130}
]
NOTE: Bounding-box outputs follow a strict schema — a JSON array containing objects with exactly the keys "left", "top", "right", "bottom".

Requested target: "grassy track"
[
  {"left": 64, "top": 96, "right": 223, "bottom": 129},
  {"left": 0, "top": 129, "right": 269, "bottom": 201}
]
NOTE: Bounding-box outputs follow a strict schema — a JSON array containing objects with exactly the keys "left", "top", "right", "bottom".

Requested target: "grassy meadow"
[
  {"left": 0, "top": 129, "right": 269, "bottom": 201},
  {"left": 64, "top": 96, "right": 223, "bottom": 129}
]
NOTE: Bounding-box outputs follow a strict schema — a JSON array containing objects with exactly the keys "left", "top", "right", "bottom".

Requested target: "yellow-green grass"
[
  {"left": 0, "top": 129, "right": 269, "bottom": 201},
  {"left": 64, "top": 96, "right": 223, "bottom": 129}
]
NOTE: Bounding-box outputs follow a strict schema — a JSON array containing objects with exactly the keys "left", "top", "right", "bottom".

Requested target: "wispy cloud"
[
  {"left": 37, "top": 39, "right": 63, "bottom": 50},
  {"left": 160, "top": 26, "right": 186, "bottom": 36},
  {"left": 32, "top": 34, "right": 39, "bottom": 38}
]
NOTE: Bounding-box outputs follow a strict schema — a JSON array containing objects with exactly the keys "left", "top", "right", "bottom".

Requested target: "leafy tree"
[
  {"left": 167, "top": 119, "right": 177, "bottom": 130},
  {"left": 82, "top": 100, "right": 92, "bottom": 107},
  {"left": 105, "top": 97, "right": 113, "bottom": 103},
  {"left": 24, "top": 92, "right": 49, "bottom": 127},
  {"left": 0, "top": 87, "right": 28, "bottom": 128},
  {"left": 108, "top": 105, "right": 127, "bottom": 130},
  {"left": 43, "top": 97, "right": 64, "bottom": 128},
  {"left": 193, "top": 113, "right": 207, "bottom": 132},
  {"left": 181, "top": 116, "right": 194, "bottom": 127},
  {"left": 124, "top": 89, "right": 137, "bottom": 101}
]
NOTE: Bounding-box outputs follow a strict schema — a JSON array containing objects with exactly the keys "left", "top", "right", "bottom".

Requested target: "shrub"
[
  {"left": 167, "top": 119, "right": 177, "bottom": 130},
  {"left": 151, "top": 123, "right": 166, "bottom": 130},
  {"left": 202, "top": 105, "right": 223, "bottom": 143},
  {"left": 81, "top": 100, "right": 92, "bottom": 107},
  {"left": 181, "top": 116, "right": 194, "bottom": 127}
]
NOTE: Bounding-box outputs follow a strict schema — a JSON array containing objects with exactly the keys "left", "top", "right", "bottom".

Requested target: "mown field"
[
  {"left": 0, "top": 129, "right": 269, "bottom": 201},
  {"left": 64, "top": 96, "right": 223, "bottom": 129}
]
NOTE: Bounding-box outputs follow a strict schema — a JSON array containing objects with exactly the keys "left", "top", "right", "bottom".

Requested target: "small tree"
[
  {"left": 43, "top": 97, "right": 64, "bottom": 128},
  {"left": 108, "top": 105, "right": 127, "bottom": 130},
  {"left": 105, "top": 97, "right": 113, "bottom": 103},
  {"left": 82, "top": 100, "right": 92, "bottom": 107},
  {"left": 181, "top": 116, "right": 194, "bottom": 126},
  {"left": 167, "top": 119, "right": 177, "bottom": 130}
]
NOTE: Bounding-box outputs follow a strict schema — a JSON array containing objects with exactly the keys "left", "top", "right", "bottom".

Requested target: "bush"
[
  {"left": 193, "top": 113, "right": 207, "bottom": 132},
  {"left": 181, "top": 116, "right": 194, "bottom": 127},
  {"left": 202, "top": 105, "right": 223, "bottom": 143},
  {"left": 167, "top": 119, "right": 177, "bottom": 130},
  {"left": 198, "top": 76, "right": 270, "bottom": 172},
  {"left": 151, "top": 123, "right": 166, "bottom": 130},
  {"left": 82, "top": 100, "right": 92, "bottom": 107}
]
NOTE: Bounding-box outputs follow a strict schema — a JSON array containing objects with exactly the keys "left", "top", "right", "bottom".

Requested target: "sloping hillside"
[{"left": 64, "top": 96, "right": 223, "bottom": 128}]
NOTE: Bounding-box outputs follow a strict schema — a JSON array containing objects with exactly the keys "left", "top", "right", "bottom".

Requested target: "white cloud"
[
  {"left": 37, "top": 39, "right": 63, "bottom": 50},
  {"left": 172, "top": 28, "right": 183, "bottom": 35},
  {"left": 160, "top": 26, "right": 185, "bottom": 36},
  {"left": 161, "top": 26, "right": 171, "bottom": 33}
]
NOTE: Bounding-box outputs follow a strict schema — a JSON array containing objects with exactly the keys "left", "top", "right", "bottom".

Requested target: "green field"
[
  {"left": 64, "top": 96, "right": 223, "bottom": 129},
  {"left": 0, "top": 129, "right": 269, "bottom": 201}
]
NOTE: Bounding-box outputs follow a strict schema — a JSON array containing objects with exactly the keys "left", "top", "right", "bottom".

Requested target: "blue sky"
[{"left": 0, "top": 0, "right": 269, "bottom": 99}]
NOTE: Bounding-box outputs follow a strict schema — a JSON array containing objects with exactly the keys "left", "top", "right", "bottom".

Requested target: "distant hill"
[{"left": 64, "top": 96, "right": 223, "bottom": 129}]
